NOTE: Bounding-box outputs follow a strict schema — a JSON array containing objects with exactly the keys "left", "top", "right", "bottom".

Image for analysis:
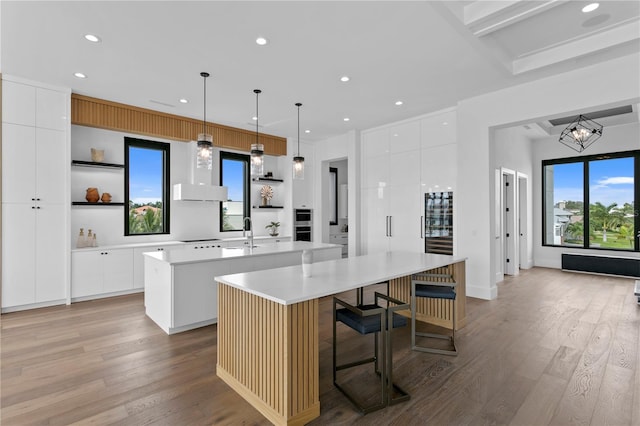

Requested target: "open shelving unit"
[
  {"left": 72, "top": 160, "right": 125, "bottom": 169},
  {"left": 71, "top": 159, "right": 125, "bottom": 206}
]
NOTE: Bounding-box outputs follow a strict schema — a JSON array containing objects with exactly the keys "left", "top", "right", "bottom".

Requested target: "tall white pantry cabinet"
[
  {"left": 2, "top": 76, "right": 71, "bottom": 312},
  {"left": 361, "top": 108, "right": 457, "bottom": 255}
]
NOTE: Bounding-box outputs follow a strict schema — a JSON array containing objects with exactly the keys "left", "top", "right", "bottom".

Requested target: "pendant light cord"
[
  {"left": 296, "top": 103, "right": 302, "bottom": 155},
  {"left": 254, "top": 89, "right": 261, "bottom": 145},
  {"left": 203, "top": 76, "right": 206, "bottom": 135}
]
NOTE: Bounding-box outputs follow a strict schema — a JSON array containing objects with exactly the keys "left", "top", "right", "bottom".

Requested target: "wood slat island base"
[
  {"left": 217, "top": 284, "right": 319, "bottom": 426},
  {"left": 215, "top": 252, "right": 467, "bottom": 425}
]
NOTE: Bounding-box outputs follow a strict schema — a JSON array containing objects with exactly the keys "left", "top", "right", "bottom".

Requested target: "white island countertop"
[
  {"left": 215, "top": 251, "right": 467, "bottom": 305},
  {"left": 143, "top": 241, "right": 342, "bottom": 265}
]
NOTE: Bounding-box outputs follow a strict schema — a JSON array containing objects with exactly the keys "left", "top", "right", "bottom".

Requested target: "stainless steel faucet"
[{"left": 243, "top": 217, "right": 253, "bottom": 249}]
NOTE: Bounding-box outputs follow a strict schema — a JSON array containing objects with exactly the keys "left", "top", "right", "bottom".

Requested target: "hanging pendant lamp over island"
[
  {"left": 251, "top": 89, "right": 265, "bottom": 176},
  {"left": 196, "top": 72, "right": 213, "bottom": 170},
  {"left": 293, "top": 102, "right": 304, "bottom": 180}
]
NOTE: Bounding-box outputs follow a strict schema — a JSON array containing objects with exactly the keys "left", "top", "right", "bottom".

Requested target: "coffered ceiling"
[{"left": 2, "top": 1, "right": 638, "bottom": 142}]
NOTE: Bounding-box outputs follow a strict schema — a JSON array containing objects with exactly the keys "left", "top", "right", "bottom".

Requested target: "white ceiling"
[{"left": 2, "top": 1, "right": 639, "bottom": 142}]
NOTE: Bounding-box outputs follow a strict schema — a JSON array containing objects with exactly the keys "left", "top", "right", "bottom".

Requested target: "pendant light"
[
  {"left": 293, "top": 102, "right": 304, "bottom": 180},
  {"left": 251, "top": 89, "right": 265, "bottom": 176},
  {"left": 196, "top": 72, "right": 213, "bottom": 169},
  {"left": 558, "top": 114, "right": 604, "bottom": 153}
]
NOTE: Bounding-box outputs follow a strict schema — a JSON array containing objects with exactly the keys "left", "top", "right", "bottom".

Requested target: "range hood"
[
  {"left": 173, "top": 183, "right": 227, "bottom": 202},
  {"left": 173, "top": 141, "right": 228, "bottom": 202}
]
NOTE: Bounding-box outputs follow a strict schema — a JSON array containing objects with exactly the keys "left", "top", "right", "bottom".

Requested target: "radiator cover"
[{"left": 562, "top": 253, "right": 640, "bottom": 278}]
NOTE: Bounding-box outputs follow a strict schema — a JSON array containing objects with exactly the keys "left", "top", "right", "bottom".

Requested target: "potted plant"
[{"left": 265, "top": 221, "right": 280, "bottom": 237}]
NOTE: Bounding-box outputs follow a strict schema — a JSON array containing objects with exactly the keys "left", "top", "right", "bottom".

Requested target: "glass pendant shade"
[
  {"left": 196, "top": 134, "right": 213, "bottom": 170},
  {"left": 558, "top": 114, "right": 603, "bottom": 153},
  {"left": 292, "top": 102, "right": 304, "bottom": 180},
  {"left": 251, "top": 89, "right": 264, "bottom": 176},
  {"left": 251, "top": 143, "right": 264, "bottom": 176},
  {"left": 293, "top": 156, "right": 305, "bottom": 179}
]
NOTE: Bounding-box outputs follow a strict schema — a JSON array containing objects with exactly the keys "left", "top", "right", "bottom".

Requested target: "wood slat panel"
[
  {"left": 389, "top": 261, "right": 467, "bottom": 330},
  {"left": 71, "top": 94, "right": 287, "bottom": 156},
  {"left": 216, "top": 283, "right": 319, "bottom": 426}
]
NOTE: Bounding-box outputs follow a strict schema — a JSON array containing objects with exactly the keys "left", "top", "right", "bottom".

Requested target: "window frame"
[
  {"left": 541, "top": 149, "right": 639, "bottom": 252},
  {"left": 219, "top": 151, "right": 250, "bottom": 232},
  {"left": 124, "top": 137, "right": 171, "bottom": 236}
]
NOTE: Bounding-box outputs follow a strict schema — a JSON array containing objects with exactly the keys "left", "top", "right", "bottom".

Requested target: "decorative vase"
[
  {"left": 76, "top": 228, "right": 86, "bottom": 248},
  {"left": 91, "top": 148, "right": 104, "bottom": 162},
  {"left": 270, "top": 231, "right": 279, "bottom": 237},
  {"left": 85, "top": 187, "right": 100, "bottom": 203},
  {"left": 261, "top": 197, "right": 268, "bottom": 207},
  {"left": 101, "top": 192, "right": 112, "bottom": 203}
]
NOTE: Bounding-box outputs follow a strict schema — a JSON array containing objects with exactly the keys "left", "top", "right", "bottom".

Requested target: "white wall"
[
  {"left": 532, "top": 121, "right": 640, "bottom": 268},
  {"left": 457, "top": 53, "right": 640, "bottom": 300},
  {"left": 71, "top": 125, "right": 286, "bottom": 246}
]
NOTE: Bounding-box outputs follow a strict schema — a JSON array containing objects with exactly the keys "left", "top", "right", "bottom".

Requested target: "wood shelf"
[
  {"left": 72, "top": 160, "right": 124, "bottom": 169},
  {"left": 72, "top": 202, "right": 125, "bottom": 206}
]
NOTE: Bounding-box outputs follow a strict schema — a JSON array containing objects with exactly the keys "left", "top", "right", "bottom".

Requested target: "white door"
[
  {"left": 502, "top": 170, "right": 517, "bottom": 276},
  {"left": 35, "top": 204, "right": 67, "bottom": 302},
  {"left": 2, "top": 124, "right": 36, "bottom": 203},
  {"left": 1, "top": 205, "right": 36, "bottom": 307},
  {"left": 362, "top": 186, "right": 389, "bottom": 254},
  {"left": 36, "top": 128, "right": 67, "bottom": 203},
  {"left": 102, "top": 249, "right": 134, "bottom": 293},
  {"left": 71, "top": 251, "right": 103, "bottom": 298}
]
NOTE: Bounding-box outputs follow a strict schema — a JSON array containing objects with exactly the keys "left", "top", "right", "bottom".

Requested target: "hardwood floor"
[{"left": 1, "top": 267, "right": 638, "bottom": 425}]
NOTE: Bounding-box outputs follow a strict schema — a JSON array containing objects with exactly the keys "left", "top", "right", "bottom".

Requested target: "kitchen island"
[
  {"left": 143, "top": 241, "right": 342, "bottom": 334},
  {"left": 215, "top": 252, "right": 466, "bottom": 425}
]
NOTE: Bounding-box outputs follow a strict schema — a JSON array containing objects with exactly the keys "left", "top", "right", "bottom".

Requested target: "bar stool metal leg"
[{"left": 411, "top": 273, "right": 458, "bottom": 356}]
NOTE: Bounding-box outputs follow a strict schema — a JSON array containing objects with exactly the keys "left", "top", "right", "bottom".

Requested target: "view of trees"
[
  {"left": 565, "top": 201, "right": 636, "bottom": 248},
  {"left": 128, "top": 201, "right": 164, "bottom": 234}
]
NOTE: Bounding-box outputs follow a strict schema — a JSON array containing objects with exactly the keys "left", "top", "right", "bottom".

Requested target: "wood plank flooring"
[{"left": 1, "top": 267, "right": 638, "bottom": 425}]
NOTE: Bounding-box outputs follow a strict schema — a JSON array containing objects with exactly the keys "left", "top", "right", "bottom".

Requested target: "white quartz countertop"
[
  {"left": 72, "top": 235, "right": 291, "bottom": 252},
  {"left": 215, "top": 252, "right": 466, "bottom": 305},
  {"left": 143, "top": 241, "right": 341, "bottom": 265}
]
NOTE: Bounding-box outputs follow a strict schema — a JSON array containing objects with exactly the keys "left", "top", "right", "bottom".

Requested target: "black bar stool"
[
  {"left": 411, "top": 273, "right": 458, "bottom": 356},
  {"left": 333, "top": 291, "right": 410, "bottom": 414}
]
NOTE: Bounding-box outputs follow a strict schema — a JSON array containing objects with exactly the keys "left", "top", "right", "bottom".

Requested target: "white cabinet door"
[
  {"left": 36, "top": 128, "right": 67, "bottom": 203},
  {"left": 35, "top": 204, "right": 67, "bottom": 302},
  {"left": 103, "top": 249, "right": 134, "bottom": 293},
  {"left": 421, "top": 144, "right": 457, "bottom": 192},
  {"left": 2, "top": 80, "right": 36, "bottom": 126},
  {"left": 389, "top": 120, "right": 420, "bottom": 153},
  {"left": 2, "top": 124, "right": 36, "bottom": 203},
  {"left": 71, "top": 251, "right": 103, "bottom": 298},
  {"left": 388, "top": 183, "right": 424, "bottom": 253},
  {"left": 362, "top": 186, "right": 390, "bottom": 254},
  {"left": 1, "top": 205, "right": 36, "bottom": 307},
  {"left": 36, "top": 88, "right": 68, "bottom": 131}
]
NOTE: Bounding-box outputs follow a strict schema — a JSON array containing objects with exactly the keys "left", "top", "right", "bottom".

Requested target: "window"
[
  {"left": 542, "top": 150, "right": 639, "bottom": 251},
  {"left": 220, "top": 152, "right": 249, "bottom": 231},
  {"left": 125, "top": 137, "right": 170, "bottom": 235}
]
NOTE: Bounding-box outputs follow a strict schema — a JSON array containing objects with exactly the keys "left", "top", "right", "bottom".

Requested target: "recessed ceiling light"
[
  {"left": 340, "top": 76, "right": 350, "bottom": 82},
  {"left": 179, "top": 98, "right": 188, "bottom": 104},
  {"left": 305, "top": 130, "right": 311, "bottom": 133},
  {"left": 252, "top": 116, "right": 258, "bottom": 121},
  {"left": 256, "top": 37, "right": 268, "bottom": 45},
  {"left": 84, "top": 34, "right": 101, "bottom": 43},
  {"left": 395, "top": 101, "right": 403, "bottom": 106},
  {"left": 343, "top": 117, "right": 350, "bottom": 122},
  {"left": 442, "top": 121, "right": 448, "bottom": 125},
  {"left": 582, "top": 3, "right": 599, "bottom": 13},
  {"left": 74, "top": 72, "right": 87, "bottom": 79}
]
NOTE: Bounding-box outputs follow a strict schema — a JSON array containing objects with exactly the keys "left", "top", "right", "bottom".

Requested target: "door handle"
[
  {"left": 420, "top": 216, "right": 424, "bottom": 239},
  {"left": 389, "top": 216, "right": 392, "bottom": 237}
]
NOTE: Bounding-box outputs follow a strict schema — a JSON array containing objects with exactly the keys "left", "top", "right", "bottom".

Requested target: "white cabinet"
[
  {"left": 71, "top": 249, "right": 134, "bottom": 299},
  {"left": 330, "top": 233, "right": 349, "bottom": 257},
  {"left": 361, "top": 121, "right": 423, "bottom": 254},
  {"left": 1, "top": 77, "right": 70, "bottom": 311},
  {"left": 133, "top": 244, "right": 184, "bottom": 289}
]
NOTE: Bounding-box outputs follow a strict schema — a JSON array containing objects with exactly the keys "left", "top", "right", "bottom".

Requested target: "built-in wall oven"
[{"left": 294, "top": 208, "right": 312, "bottom": 241}]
